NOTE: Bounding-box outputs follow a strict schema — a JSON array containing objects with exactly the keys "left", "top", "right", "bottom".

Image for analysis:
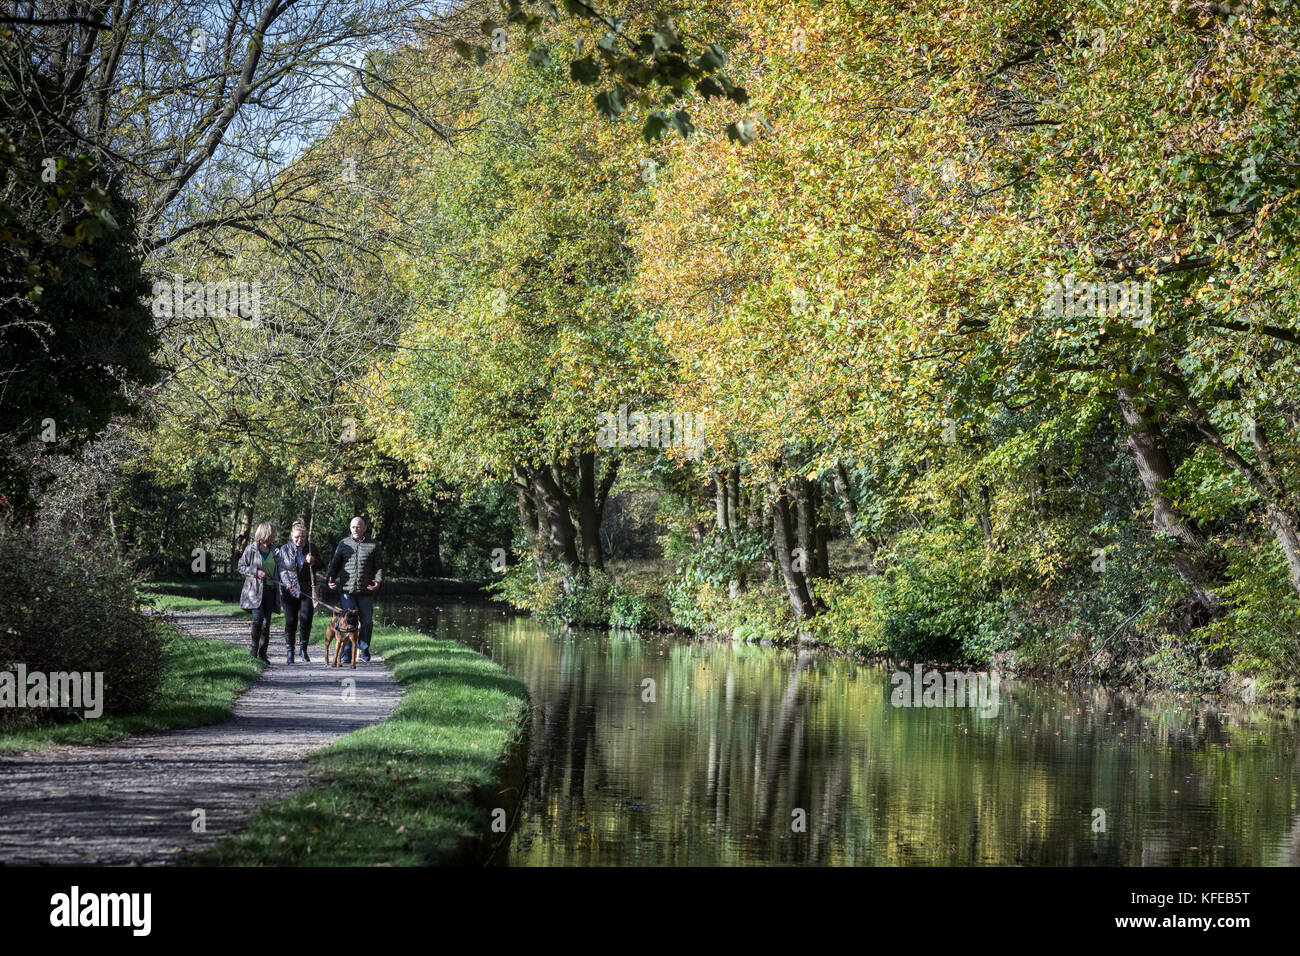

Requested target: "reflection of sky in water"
[{"left": 379, "top": 599, "right": 1300, "bottom": 867}]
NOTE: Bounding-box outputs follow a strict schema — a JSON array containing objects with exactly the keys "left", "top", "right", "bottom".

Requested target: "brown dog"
[{"left": 324, "top": 608, "right": 362, "bottom": 669}]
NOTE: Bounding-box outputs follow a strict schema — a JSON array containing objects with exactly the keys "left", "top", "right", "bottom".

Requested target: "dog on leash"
[{"left": 324, "top": 608, "right": 362, "bottom": 669}]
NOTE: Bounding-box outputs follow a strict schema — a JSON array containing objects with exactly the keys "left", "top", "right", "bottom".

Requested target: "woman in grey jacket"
[{"left": 237, "top": 521, "right": 281, "bottom": 664}]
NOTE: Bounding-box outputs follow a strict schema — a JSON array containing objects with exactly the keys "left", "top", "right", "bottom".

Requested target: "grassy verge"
[
  {"left": 197, "top": 617, "right": 530, "bottom": 866},
  {"left": 0, "top": 618, "right": 261, "bottom": 755},
  {"left": 143, "top": 590, "right": 246, "bottom": 615},
  {"left": 142, "top": 579, "right": 244, "bottom": 603}
]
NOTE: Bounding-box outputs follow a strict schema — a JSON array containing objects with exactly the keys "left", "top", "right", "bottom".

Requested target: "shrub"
[
  {"left": 1199, "top": 540, "right": 1300, "bottom": 696},
  {"left": 489, "top": 559, "right": 656, "bottom": 629},
  {"left": 487, "top": 561, "right": 561, "bottom": 617},
  {"left": 0, "top": 524, "right": 165, "bottom": 726},
  {"left": 805, "top": 575, "right": 888, "bottom": 652},
  {"left": 865, "top": 523, "right": 1006, "bottom": 661}
]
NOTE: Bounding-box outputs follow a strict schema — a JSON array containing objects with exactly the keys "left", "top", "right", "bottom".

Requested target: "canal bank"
[{"left": 135, "top": 591, "right": 529, "bottom": 866}]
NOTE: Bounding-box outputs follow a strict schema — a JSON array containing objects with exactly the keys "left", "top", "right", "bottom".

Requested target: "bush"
[
  {"left": 1199, "top": 540, "right": 1300, "bottom": 695},
  {"left": 805, "top": 575, "right": 888, "bottom": 651},
  {"left": 865, "top": 524, "right": 1006, "bottom": 661},
  {"left": 489, "top": 559, "right": 656, "bottom": 629},
  {"left": 0, "top": 524, "right": 165, "bottom": 726},
  {"left": 665, "top": 573, "right": 797, "bottom": 641}
]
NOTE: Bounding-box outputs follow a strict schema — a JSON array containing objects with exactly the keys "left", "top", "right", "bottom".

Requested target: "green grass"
[
  {"left": 142, "top": 578, "right": 244, "bottom": 603},
  {"left": 142, "top": 590, "right": 246, "bottom": 615},
  {"left": 198, "top": 619, "right": 530, "bottom": 866},
  {"left": 0, "top": 620, "right": 262, "bottom": 755}
]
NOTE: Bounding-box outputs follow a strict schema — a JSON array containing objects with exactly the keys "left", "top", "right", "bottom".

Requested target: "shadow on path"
[{"left": 0, "top": 610, "right": 402, "bottom": 866}]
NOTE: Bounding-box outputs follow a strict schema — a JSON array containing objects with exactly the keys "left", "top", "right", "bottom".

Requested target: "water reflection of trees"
[{"left": 392, "top": 601, "right": 1300, "bottom": 867}]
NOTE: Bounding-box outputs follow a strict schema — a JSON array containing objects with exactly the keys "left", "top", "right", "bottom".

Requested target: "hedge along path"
[{"left": 0, "top": 609, "right": 402, "bottom": 865}]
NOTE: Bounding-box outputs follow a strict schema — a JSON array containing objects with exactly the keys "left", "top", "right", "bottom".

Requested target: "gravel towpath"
[{"left": 0, "top": 610, "right": 401, "bottom": 866}]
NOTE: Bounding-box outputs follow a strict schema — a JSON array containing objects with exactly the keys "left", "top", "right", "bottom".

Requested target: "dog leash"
[
  {"left": 294, "top": 538, "right": 342, "bottom": 616},
  {"left": 294, "top": 541, "right": 366, "bottom": 620}
]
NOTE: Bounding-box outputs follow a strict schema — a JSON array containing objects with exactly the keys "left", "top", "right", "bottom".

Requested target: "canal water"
[{"left": 378, "top": 598, "right": 1300, "bottom": 866}]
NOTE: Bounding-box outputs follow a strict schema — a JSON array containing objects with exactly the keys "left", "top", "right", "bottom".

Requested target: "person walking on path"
[
  {"left": 278, "top": 520, "right": 322, "bottom": 664},
  {"left": 238, "top": 521, "right": 281, "bottom": 664},
  {"left": 326, "top": 516, "right": 383, "bottom": 664}
]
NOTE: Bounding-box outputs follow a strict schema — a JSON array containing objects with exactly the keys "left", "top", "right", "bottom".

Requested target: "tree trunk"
[
  {"left": 1116, "top": 385, "right": 1218, "bottom": 609},
  {"left": 833, "top": 461, "right": 859, "bottom": 532},
  {"left": 770, "top": 479, "right": 816, "bottom": 619},
  {"left": 792, "top": 476, "right": 828, "bottom": 579},
  {"left": 233, "top": 489, "right": 256, "bottom": 567},
  {"left": 1248, "top": 421, "right": 1300, "bottom": 595},
  {"left": 1267, "top": 506, "right": 1300, "bottom": 595},
  {"left": 531, "top": 465, "right": 580, "bottom": 574},
  {"left": 229, "top": 483, "right": 246, "bottom": 567},
  {"left": 514, "top": 465, "right": 549, "bottom": 580},
  {"left": 728, "top": 466, "right": 741, "bottom": 528},
  {"left": 575, "top": 451, "right": 605, "bottom": 571},
  {"left": 977, "top": 483, "right": 994, "bottom": 546},
  {"left": 762, "top": 500, "right": 779, "bottom": 584},
  {"left": 793, "top": 476, "right": 816, "bottom": 574},
  {"left": 1178, "top": 398, "right": 1300, "bottom": 600},
  {"left": 718, "top": 467, "right": 746, "bottom": 596},
  {"left": 715, "top": 472, "right": 730, "bottom": 532},
  {"left": 814, "top": 479, "right": 830, "bottom": 579}
]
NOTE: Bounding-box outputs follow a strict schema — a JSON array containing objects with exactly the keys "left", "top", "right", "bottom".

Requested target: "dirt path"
[{"left": 0, "top": 610, "right": 402, "bottom": 866}]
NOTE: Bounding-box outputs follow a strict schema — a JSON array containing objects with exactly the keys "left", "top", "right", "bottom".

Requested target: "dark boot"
[
  {"left": 249, "top": 622, "right": 260, "bottom": 658},
  {"left": 286, "top": 645, "right": 295, "bottom": 664},
  {"left": 299, "top": 642, "right": 310, "bottom": 663}
]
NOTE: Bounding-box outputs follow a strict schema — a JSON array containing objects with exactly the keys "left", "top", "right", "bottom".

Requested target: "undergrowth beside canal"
[{"left": 491, "top": 541, "right": 1299, "bottom": 706}]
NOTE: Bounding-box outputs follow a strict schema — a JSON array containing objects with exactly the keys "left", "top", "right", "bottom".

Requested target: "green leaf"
[
  {"left": 696, "top": 77, "right": 724, "bottom": 99},
  {"left": 725, "top": 119, "right": 757, "bottom": 144},
  {"left": 594, "top": 87, "right": 627, "bottom": 117},
  {"left": 697, "top": 43, "right": 727, "bottom": 71},
  {"left": 570, "top": 56, "right": 600, "bottom": 84},
  {"left": 642, "top": 111, "right": 669, "bottom": 141},
  {"left": 528, "top": 46, "right": 552, "bottom": 68},
  {"left": 667, "top": 109, "right": 695, "bottom": 137},
  {"left": 82, "top": 185, "right": 110, "bottom": 213}
]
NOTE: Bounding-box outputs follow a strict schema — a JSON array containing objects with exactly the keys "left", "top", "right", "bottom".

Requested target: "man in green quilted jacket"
[{"left": 326, "top": 516, "right": 383, "bottom": 663}]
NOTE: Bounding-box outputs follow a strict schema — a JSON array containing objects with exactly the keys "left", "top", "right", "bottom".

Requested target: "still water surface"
[{"left": 379, "top": 598, "right": 1300, "bottom": 866}]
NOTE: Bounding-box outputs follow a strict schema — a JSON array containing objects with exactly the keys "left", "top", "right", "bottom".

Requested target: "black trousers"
[
  {"left": 282, "top": 593, "right": 314, "bottom": 648},
  {"left": 250, "top": 589, "right": 275, "bottom": 659}
]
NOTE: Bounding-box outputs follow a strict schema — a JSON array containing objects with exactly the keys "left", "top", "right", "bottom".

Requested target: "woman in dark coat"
[{"left": 277, "top": 520, "right": 322, "bottom": 663}]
